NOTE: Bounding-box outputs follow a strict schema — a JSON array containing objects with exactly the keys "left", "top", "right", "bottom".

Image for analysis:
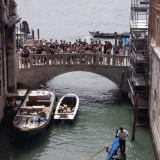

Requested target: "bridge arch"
[{"left": 17, "top": 65, "right": 129, "bottom": 93}]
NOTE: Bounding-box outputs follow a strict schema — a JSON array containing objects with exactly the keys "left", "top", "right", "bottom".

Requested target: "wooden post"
[
  {"left": 132, "top": 94, "right": 139, "bottom": 140},
  {"left": 115, "top": 32, "right": 117, "bottom": 45},
  {"left": 19, "top": 23, "right": 21, "bottom": 33},
  {"left": 118, "top": 71, "right": 124, "bottom": 104},
  {"left": 37, "top": 29, "right": 40, "bottom": 39},
  {"left": 23, "top": 33, "right": 25, "bottom": 44},
  {"left": 32, "top": 29, "right": 34, "bottom": 39},
  {"left": 16, "top": 25, "right": 18, "bottom": 48},
  {"left": 19, "top": 23, "right": 22, "bottom": 46}
]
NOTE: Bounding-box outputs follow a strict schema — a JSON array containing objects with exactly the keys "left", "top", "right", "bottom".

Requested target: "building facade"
[
  {"left": 0, "top": 0, "right": 21, "bottom": 122},
  {"left": 149, "top": 0, "right": 160, "bottom": 159}
]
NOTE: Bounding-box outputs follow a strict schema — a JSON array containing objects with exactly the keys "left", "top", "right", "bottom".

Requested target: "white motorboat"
[
  {"left": 13, "top": 89, "right": 56, "bottom": 139},
  {"left": 54, "top": 94, "right": 79, "bottom": 123}
]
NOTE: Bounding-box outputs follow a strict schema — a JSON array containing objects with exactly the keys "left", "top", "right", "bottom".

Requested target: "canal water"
[{"left": 0, "top": 0, "right": 157, "bottom": 160}]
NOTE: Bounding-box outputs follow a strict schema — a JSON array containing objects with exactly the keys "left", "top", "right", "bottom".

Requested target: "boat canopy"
[{"left": 106, "top": 137, "right": 120, "bottom": 160}]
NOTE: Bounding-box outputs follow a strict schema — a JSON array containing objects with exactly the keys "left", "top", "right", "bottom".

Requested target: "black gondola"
[{"left": 89, "top": 31, "right": 130, "bottom": 39}]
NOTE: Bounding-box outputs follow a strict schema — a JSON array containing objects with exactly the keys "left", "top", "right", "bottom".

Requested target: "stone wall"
[
  {"left": 0, "top": 6, "right": 8, "bottom": 122},
  {"left": 149, "top": 42, "right": 160, "bottom": 160},
  {"left": 0, "top": 0, "right": 20, "bottom": 122},
  {"left": 149, "top": 2, "right": 160, "bottom": 159},
  {"left": 17, "top": 65, "right": 129, "bottom": 93}
]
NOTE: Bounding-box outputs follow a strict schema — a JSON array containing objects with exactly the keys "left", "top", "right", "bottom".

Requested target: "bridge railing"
[{"left": 17, "top": 53, "right": 130, "bottom": 69}]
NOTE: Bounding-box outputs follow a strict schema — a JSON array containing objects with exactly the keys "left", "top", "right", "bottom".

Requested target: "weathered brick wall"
[
  {"left": 156, "top": 0, "right": 160, "bottom": 5},
  {"left": 0, "top": 0, "right": 17, "bottom": 122},
  {"left": 7, "top": 25, "right": 17, "bottom": 92},
  {"left": 150, "top": 1, "right": 160, "bottom": 46}
]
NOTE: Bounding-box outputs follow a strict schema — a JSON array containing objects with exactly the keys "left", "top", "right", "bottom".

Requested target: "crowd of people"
[{"left": 16, "top": 38, "right": 127, "bottom": 58}]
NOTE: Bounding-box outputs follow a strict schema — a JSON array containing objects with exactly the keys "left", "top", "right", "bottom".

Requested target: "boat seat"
[
  {"left": 58, "top": 106, "right": 63, "bottom": 113},
  {"left": 64, "top": 106, "right": 67, "bottom": 111},
  {"left": 67, "top": 107, "right": 71, "bottom": 112},
  {"left": 20, "top": 107, "right": 28, "bottom": 115},
  {"left": 38, "top": 111, "right": 46, "bottom": 118},
  {"left": 20, "top": 106, "right": 46, "bottom": 115},
  {"left": 26, "top": 100, "right": 51, "bottom": 106},
  {"left": 63, "top": 110, "right": 67, "bottom": 113},
  {"left": 36, "top": 100, "right": 51, "bottom": 106},
  {"left": 28, "top": 96, "right": 37, "bottom": 103},
  {"left": 38, "top": 107, "right": 49, "bottom": 117}
]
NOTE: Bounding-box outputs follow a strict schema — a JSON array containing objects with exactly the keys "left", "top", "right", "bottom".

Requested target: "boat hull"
[
  {"left": 54, "top": 118, "right": 75, "bottom": 124},
  {"left": 14, "top": 125, "right": 47, "bottom": 139},
  {"left": 14, "top": 114, "right": 53, "bottom": 139},
  {"left": 12, "top": 89, "right": 56, "bottom": 140},
  {"left": 54, "top": 94, "right": 79, "bottom": 123}
]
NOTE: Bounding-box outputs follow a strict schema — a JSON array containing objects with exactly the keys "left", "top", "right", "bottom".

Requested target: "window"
[{"left": 4, "top": 0, "right": 7, "bottom": 5}]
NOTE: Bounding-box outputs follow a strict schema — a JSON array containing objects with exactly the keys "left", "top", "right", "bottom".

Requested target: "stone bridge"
[{"left": 16, "top": 53, "right": 130, "bottom": 93}]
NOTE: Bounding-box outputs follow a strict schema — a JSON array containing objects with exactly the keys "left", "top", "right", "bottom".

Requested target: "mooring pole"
[
  {"left": 132, "top": 94, "right": 139, "bottom": 141},
  {"left": 37, "top": 29, "right": 40, "bottom": 39},
  {"left": 32, "top": 29, "right": 34, "bottom": 39},
  {"left": 115, "top": 32, "right": 117, "bottom": 45},
  {"left": 118, "top": 71, "right": 124, "bottom": 104},
  {"left": 16, "top": 24, "right": 18, "bottom": 48},
  {"left": 20, "top": 23, "right": 22, "bottom": 46}
]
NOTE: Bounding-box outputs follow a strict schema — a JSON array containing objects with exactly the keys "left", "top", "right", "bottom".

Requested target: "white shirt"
[
  {"left": 117, "top": 129, "right": 128, "bottom": 140},
  {"left": 119, "top": 48, "right": 124, "bottom": 55},
  {"left": 59, "top": 49, "right": 63, "bottom": 54},
  {"left": 67, "top": 47, "right": 71, "bottom": 53}
]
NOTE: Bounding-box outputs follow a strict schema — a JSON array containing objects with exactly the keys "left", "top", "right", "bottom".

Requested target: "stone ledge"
[{"left": 7, "top": 89, "right": 28, "bottom": 100}]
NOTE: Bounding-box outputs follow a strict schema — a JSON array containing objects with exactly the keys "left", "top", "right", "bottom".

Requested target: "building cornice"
[{"left": 7, "top": 17, "right": 21, "bottom": 27}]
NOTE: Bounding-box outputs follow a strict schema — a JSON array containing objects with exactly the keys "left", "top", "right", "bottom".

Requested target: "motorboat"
[
  {"left": 54, "top": 94, "right": 79, "bottom": 123},
  {"left": 89, "top": 31, "right": 130, "bottom": 39},
  {"left": 13, "top": 89, "right": 56, "bottom": 139}
]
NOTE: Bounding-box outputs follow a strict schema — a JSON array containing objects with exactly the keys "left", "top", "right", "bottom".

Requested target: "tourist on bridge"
[
  {"left": 55, "top": 40, "right": 59, "bottom": 48},
  {"left": 119, "top": 46, "right": 124, "bottom": 65},
  {"left": 106, "top": 49, "right": 111, "bottom": 64},
  {"left": 103, "top": 41, "right": 108, "bottom": 54},
  {"left": 107, "top": 41, "right": 113, "bottom": 54},
  {"left": 98, "top": 40, "right": 102, "bottom": 53}
]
